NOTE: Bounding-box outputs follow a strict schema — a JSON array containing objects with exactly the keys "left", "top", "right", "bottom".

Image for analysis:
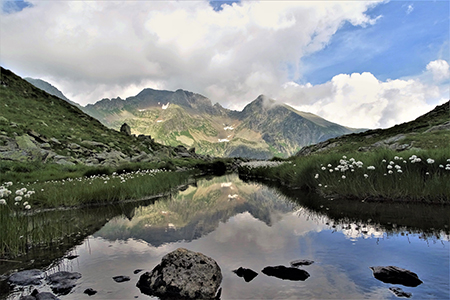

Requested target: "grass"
[
  {"left": 238, "top": 148, "right": 450, "bottom": 203},
  {"left": 0, "top": 157, "right": 235, "bottom": 258}
]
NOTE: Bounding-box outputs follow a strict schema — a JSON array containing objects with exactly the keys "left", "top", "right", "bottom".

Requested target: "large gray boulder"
[{"left": 137, "top": 248, "right": 222, "bottom": 300}]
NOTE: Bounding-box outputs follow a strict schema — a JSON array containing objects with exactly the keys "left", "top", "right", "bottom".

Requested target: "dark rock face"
[
  {"left": 262, "top": 266, "right": 310, "bottom": 281},
  {"left": 136, "top": 248, "right": 222, "bottom": 300},
  {"left": 389, "top": 287, "right": 412, "bottom": 298},
  {"left": 370, "top": 266, "right": 422, "bottom": 287},
  {"left": 9, "top": 269, "right": 44, "bottom": 286},
  {"left": 232, "top": 267, "right": 258, "bottom": 282},
  {"left": 120, "top": 123, "right": 131, "bottom": 136},
  {"left": 47, "top": 271, "right": 81, "bottom": 295},
  {"left": 290, "top": 259, "right": 314, "bottom": 267},
  {"left": 112, "top": 275, "right": 130, "bottom": 283}
]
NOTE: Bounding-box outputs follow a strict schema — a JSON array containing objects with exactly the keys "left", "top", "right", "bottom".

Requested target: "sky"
[{"left": 0, "top": 0, "right": 449, "bottom": 129}]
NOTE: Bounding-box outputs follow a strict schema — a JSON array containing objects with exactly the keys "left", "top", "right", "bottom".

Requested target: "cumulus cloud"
[
  {"left": 1, "top": 0, "right": 446, "bottom": 129},
  {"left": 1, "top": 0, "right": 382, "bottom": 107},
  {"left": 279, "top": 68, "right": 445, "bottom": 129},
  {"left": 426, "top": 60, "right": 450, "bottom": 82}
]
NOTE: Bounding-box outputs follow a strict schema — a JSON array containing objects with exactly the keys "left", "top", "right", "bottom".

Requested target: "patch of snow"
[
  {"left": 157, "top": 120, "right": 163, "bottom": 123},
  {"left": 138, "top": 109, "right": 146, "bottom": 112},
  {"left": 162, "top": 103, "right": 170, "bottom": 110},
  {"left": 221, "top": 182, "right": 232, "bottom": 188},
  {"left": 224, "top": 126, "right": 234, "bottom": 130},
  {"left": 228, "top": 194, "right": 239, "bottom": 199},
  {"left": 218, "top": 139, "right": 229, "bottom": 142}
]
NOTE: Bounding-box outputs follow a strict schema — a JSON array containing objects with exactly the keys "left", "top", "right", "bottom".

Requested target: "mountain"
[
  {"left": 295, "top": 100, "right": 450, "bottom": 156},
  {"left": 0, "top": 67, "right": 209, "bottom": 166},
  {"left": 24, "top": 77, "right": 81, "bottom": 108},
  {"left": 83, "top": 90, "right": 364, "bottom": 159}
]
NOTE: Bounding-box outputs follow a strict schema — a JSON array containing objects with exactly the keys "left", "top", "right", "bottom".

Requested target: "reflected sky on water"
[{"left": 5, "top": 174, "right": 449, "bottom": 299}]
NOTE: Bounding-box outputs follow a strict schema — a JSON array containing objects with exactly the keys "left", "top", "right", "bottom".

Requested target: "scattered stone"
[
  {"left": 112, "top": 275, "right": 131, "bottom": 283},
  {"left": 232, "top": 267, "right": 258, "bottom": 282},
  {"left": 136, "top": 248, "right": 222, "bottom": 300},
  {"left": 47, "top": 271, "right": 82, "bottom": 295},
  {"left": 65, "top": 255, "right": 79, "bottom": 260},
  {"left": 9, "top": 269, "right": 44, "bottom": 286},
  {"left": 262, "top": 266, "right": 310, "bottom": 281},
  {"left": 83, "top": 288, "right": 97, "bottom": 296},
  {"left": 290, "top": 259, "right": 314, "bottom": 267},
  {"left": 120, "top": 123, "right": 131, "bottom": 136},
  {"left": 133, "top": 269, "right": 144, "bottom": 274},
  {"left": 370, "top": 266, "right": 422, "bottom": 287},
  {"left": 389, "top": 287, "right": 412, "bottom": 298}
]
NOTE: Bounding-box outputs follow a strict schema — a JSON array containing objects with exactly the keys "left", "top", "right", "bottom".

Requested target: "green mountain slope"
[
  {"left": 295, "top": 100, "right": 450, "bottom": 156},
  {"left": 82, "top": 90, "right": 363, "bottom": 159},
  {"left": 0, "top": 67, "right": 205, "bottom": 166}
]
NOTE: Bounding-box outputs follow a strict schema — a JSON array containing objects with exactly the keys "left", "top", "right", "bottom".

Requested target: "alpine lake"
[{"left": 1, "top": 173, "right": 449, "bottom": 299}]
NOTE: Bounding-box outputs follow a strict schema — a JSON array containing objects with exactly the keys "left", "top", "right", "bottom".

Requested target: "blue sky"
[
  {"left": 300, "top": 1, "right": 449, "bottom": 85},
  {"left": 1, "top": 0, "right": 449, "bottom": 128}
]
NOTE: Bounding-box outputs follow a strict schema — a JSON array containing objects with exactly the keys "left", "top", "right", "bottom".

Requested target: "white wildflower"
[
  {"left": 314, "top": 174, "right": 319, "bottom": 179},
  {"left": 321, "top": 167, "right": 326, "bottom": 171},
  {"left": 15, "top": 196, "right": 22, "bottom": 202},
  {"left": 387, "top": 165, "right": 393, "bottom": 169},
  {"left": 388, "top": 170, "right": 393, "bottom": 174},
  {"left": 0, "top": 199, "right": 6, "bottom": 205},
  {"left": 364, "top": 174, "right": 369, "bottom": 178},
  {"left": 367, "top": 166, "right": 375, "bottom": 170},
  {"left": 342, "top": 175, "right": 346, "bottom": 179},
  {"left": 397, "top": 169, "right": 402, "bottom": 173},
  {"left": 24, "top": 205, "right": 31, "bottom": 210},
  {"left": 426, "top": 158, "right": 435, "bottom": 164}
]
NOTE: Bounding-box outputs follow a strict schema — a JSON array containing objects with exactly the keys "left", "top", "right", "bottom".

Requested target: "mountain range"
[{"left": 26, "top": 77, "right": 363, "bottom": 158}]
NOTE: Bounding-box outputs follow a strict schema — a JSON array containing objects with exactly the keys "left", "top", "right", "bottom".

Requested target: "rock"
[
  {"left": 81, "top": 140, "right": 109, "bottom": 148},
  {"left": 424, "top": 121, "right": 450, "bottom": 133},
  {"left": 369, "top": 266, "right": 422, "bottom": 287},
  {"left": 15, "top": 135, "right": 38, "bottom": 150},
  {"left": 232, "top": 267, "right": 258, "bottom": 282},
  {"left": 112, "top": 275, "right": 130, "bottom": 283},
  {"left": 50, "top": 138, "right": 61, "bottom": 145},
  {"left": 8, "top": 269, "right": 44, "bottom": 286},
  {"left": 120, "top": 123, "right": 131, "bottom": 136},
  {"left": 134, "top": 269, "right": 144, "bottom": 274},
  {"left": 262, "top": 266, "right": 310, "bottom": 281},
  {"left": 47, "top": 271, "right": 81, "bottom": 295},
  {"left": 84, "top": 288, "right": 97, "bottom": 296},
  {"left": 290, "top": 259, "right": 314, "bottom": 267},
  {"left": 389, "top": 287, "right": 412, "bottom": 298},
  {"left": 136, "top": 248, "right": 222, "bottom": 300},
  {"left": 35, "top": 292, "right": 60, "bottom": 300}
]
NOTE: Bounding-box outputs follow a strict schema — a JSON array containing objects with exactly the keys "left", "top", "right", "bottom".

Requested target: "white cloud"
[
  {"left": 426, "top": 60, "right": 450, "bottom": 82},
  {"left": 1, "top": 0, "right": 383, "bottom": 108},
  {"left": 279, "top": 67, "right": 446, "bottom": 129},
  {"left": 1, "top": 1, "right": 446, "bottom": 129},
  {"left": 406, "top": 4, "right": 414, "bottom": 15}
]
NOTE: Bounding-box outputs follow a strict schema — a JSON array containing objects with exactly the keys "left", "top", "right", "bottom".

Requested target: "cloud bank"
[{"left": 1, "top": 0, "right": 448, "bottom": 128}]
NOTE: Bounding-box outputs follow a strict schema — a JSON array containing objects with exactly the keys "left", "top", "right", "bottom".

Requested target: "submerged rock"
[
  {"left": 136, "top": 248, "right": 222, "bottom": 299},
  {"left": 9, "top": 269, "right": 44, "bottom": 286},
  {"left": 232, "top": 267, "right": 258, "bottom": 282},
  {"left": 19, "top": 289, "right": 60, "bottom": 300},
  {"left": 370, "top": 266, "right": 422, "bottom": 287},
  {"left": 389, "top": 287, "right": 412, "bottom": 298},
  {"left": 290, "top": 259, "right": 314, "bottom": 267},
  {"left": 262, "top": 266, "right": 310, "bottom": 281},
  {"left": 83, "top": 288, "right": 97, "bottom": 296},
  {"left": 47, "top": 271, "right": 81, "bottom": 295}
]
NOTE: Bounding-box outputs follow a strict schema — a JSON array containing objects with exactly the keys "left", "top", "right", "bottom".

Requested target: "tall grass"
[
  {"left": 238, "top": 148, "right": 450, "bottom": 203},
  {"left": 0, "top": 168, "right": 192, "bottom": 258}
]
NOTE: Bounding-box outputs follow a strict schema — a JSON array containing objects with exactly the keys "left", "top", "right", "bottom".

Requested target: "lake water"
[{"left": 2, "top": 174, "right": 449, "bottom": 299}]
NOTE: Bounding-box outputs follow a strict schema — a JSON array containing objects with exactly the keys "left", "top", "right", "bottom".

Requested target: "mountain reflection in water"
[{"left": 3, "top": 174, "right": 449, "bottom": 300}]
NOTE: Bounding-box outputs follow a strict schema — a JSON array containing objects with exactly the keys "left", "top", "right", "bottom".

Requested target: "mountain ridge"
[{"left": 25, "top": 77, "right": 365, "bottom": 159}]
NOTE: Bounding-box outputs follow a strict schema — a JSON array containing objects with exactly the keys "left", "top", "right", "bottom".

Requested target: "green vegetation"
[{"left": 239, "top": 148, "right": 450, "bottom": 203}]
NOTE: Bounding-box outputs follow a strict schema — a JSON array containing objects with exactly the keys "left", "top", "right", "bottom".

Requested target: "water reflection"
[{"left": 3, "top": 174, "right": 449, "bottom": 300}]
